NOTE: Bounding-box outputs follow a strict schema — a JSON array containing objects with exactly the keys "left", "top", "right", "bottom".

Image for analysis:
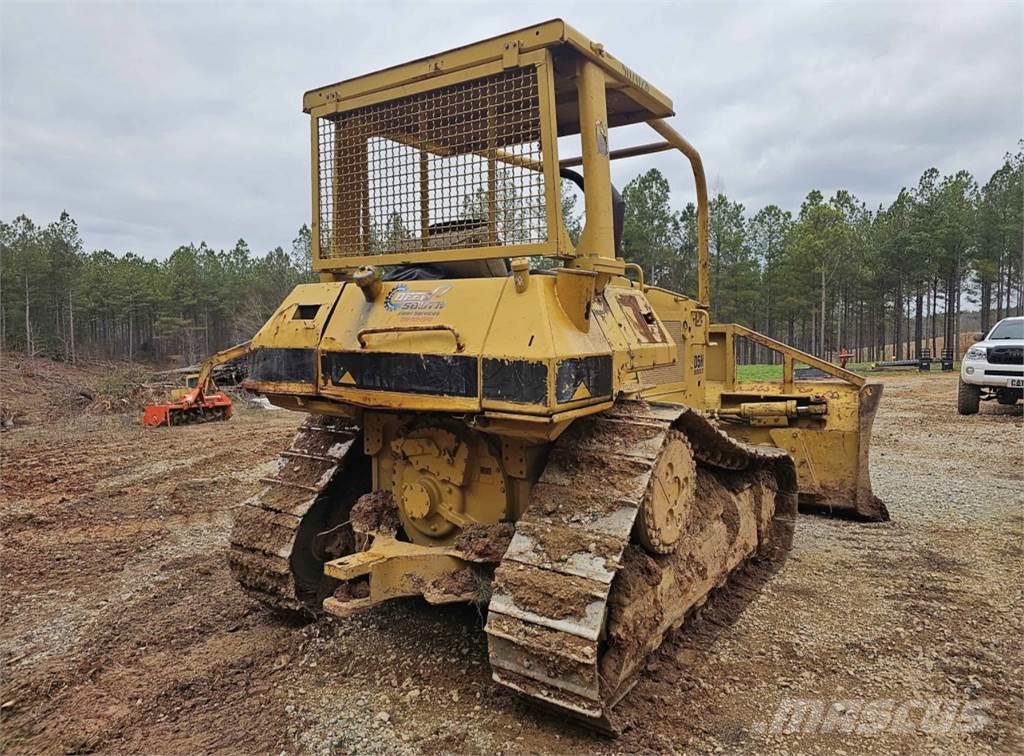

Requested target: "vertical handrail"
[
  {"left": 729, "top": 322, "right": 865, "bottom": 387},
  {"left": 647, "top": 119, "right": 710, "bottom": 309},
  {"left": 783, "top": 354, "right": 795, "bottom": 392}
]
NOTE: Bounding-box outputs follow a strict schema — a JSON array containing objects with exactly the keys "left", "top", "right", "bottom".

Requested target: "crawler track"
[
  {"left": 485, "top": 400, "right": 797, "bottom": 731},
  {"left": 228, "top": 415, "right": 364, "bottom": 615}
]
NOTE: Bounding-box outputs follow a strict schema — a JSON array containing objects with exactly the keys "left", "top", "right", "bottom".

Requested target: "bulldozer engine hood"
[
  {"left": 244, "top": 282, "right": 345, "bottom": 397},
  {"left": 318, "top": 276, "right": 614, "bottom": 413},
  {"left": 243, "top": 277, "right": 677, "bottom": 417}
]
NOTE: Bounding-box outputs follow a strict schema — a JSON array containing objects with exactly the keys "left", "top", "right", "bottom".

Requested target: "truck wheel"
[
  {"left": 996, "top": 389, "right": 1021, "bottom": 406},
  {"left": 957, "top": 379, "right": 980, "bottom": 415}
]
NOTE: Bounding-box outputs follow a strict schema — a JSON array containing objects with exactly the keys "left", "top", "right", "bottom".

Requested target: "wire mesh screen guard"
[{"left": 317, "top": 66, "right": 548, "bottom": 260}]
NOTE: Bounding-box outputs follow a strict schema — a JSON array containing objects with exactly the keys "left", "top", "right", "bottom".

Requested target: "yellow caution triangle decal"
[
  {"left": 338, "top": 370, "right": 356, "bottom": 386},
  {"left": 570, "top": 382, "right": 592, "bottom": 401}
]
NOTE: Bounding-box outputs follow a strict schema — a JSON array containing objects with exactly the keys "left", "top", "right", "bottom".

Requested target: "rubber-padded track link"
[{"left": 228, "top": 414, "right": 360, "bottom": 615}]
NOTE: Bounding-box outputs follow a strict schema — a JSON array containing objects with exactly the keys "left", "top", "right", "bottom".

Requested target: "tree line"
[
  {"left": 1, "top": 145, "right": 1020, "bottom": 365},
  {"left": 0, "top": 216, "right": 314, "bottom": 364},
  {"left": 618, "top": 146, "right": 1022, "bottom": 361}
]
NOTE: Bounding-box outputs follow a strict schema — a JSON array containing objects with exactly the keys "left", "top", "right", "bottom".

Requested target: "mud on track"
[{"left": 1, "top": 373, "right": 1021, "bottom": 754}]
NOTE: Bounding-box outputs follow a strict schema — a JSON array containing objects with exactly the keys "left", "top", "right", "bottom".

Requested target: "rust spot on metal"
[{"left": 616, "top": 293, "right": 666, "bottom": 344}]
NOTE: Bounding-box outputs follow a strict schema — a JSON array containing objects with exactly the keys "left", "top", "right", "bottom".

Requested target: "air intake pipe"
[{"left": 559, "top": 167, "right": 625, "bottom": 258}]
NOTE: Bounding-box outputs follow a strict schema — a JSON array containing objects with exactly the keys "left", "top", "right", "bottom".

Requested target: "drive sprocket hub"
[{"left": 636, "top": 430, "right": 696, "bottom": 555}]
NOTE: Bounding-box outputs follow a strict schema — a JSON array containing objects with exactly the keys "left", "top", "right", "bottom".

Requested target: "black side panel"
[
  {"left": 555, "top": 355, "right": 613, "bottom": 404},
  {"left": 249, "top": 347, "right": 316, "bottom": 383},
  {"left": 322, "top": 352, "right": 478, "bottom": 398},
  {"left": 482, "top": 359, "right": 548, "bottom": 405}
]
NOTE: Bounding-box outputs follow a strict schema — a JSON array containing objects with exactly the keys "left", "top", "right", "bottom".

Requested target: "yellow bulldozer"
[{"left": 228, "top": 19, "right": 884, "bottom": 730}]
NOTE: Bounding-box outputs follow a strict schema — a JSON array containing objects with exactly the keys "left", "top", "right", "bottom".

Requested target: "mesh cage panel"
[
  {"left": 639, "top": 321, "right": 685, "bottom": 386},
  {"left": 317, "top": 66, "right": 547, "bottom": 260}
]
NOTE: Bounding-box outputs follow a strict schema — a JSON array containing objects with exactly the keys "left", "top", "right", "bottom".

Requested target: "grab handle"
[{"left": 356, "top": 324, "right": 465, "bottom": 353}]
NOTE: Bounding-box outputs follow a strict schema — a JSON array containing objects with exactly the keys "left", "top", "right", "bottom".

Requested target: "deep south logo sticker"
[{"left": 383, "top": 284, "right": 453, "bottom": 317}]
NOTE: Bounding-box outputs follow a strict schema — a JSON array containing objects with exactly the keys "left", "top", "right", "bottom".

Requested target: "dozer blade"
[
  {"left": 698, "top": 324, "right": 887, "bottom": 520},
  {"left": 767, "top": 382, "right": 886, "bottom": 520},
  {"left": 852, "top": 382, "right": 885, "bottom": 517}
]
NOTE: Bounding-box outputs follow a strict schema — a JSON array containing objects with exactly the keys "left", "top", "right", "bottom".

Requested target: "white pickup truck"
[{"left": 958, "top": 315, "right": 1024, "bottom": 414}]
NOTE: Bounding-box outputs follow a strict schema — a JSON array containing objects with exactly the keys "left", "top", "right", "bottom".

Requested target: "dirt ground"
[{"left": 1, "top": 369, "right": 1021, "bottom": 754}]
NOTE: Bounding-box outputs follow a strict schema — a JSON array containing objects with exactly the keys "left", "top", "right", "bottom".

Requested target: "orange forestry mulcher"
[{"left": 142, "top": 341, "right": 250, "bottom": 427}]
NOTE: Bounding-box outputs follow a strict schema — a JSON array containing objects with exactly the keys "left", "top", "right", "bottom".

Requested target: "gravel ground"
[{"left": 1, "top": 371, "right": 1021, "bottom": 754}]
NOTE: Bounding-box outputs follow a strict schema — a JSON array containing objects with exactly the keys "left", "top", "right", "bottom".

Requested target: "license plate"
[{"left": 1010, "top": 378, "right": 1024, "bottom": 388}]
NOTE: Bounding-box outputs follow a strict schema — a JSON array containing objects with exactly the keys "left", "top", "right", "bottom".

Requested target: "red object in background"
[
  {"left": 837, "top": 350, "right": 854, "bottom": 369},
  {"left": 143, "top": 340, "right": 250, "bottom": 427}
]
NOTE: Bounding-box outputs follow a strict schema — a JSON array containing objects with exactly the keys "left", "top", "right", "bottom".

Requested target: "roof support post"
[{"left": 573, "top": 59, "right": 616, "bottom": 267}]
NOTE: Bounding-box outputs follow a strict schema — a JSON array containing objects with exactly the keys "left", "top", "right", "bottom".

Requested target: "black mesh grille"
[
  {"left": 317, "top": 66, "right": 547, "bottom": 260},
  {"left": 987, "top": 346, "right": 1023, "bottom": 365}
]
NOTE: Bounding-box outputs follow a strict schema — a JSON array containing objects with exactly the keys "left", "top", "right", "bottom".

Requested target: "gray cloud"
[{"left": 1, "top": 0, "right": 1020, "bottom": 257}]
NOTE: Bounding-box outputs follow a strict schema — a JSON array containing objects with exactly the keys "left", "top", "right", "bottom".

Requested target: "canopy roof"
[{"left": 302, "top": 18, "right": 675, "bottom": 135}]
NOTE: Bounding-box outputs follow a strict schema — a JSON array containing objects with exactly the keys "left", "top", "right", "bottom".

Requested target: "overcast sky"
[{"left": 1, "top": 0, "right": 1021, "bottom": 259}]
